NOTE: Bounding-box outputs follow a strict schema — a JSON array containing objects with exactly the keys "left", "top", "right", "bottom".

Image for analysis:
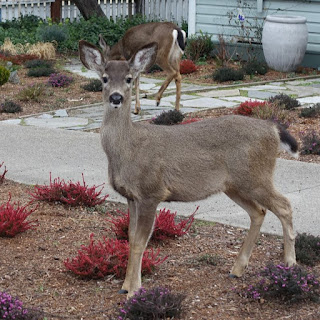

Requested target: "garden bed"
[{"left": 0, "top": 179, "right": 319, "bottom": 320}]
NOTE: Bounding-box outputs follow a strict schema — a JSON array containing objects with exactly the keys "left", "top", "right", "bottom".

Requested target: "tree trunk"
[{"left": 73, "top": 0, "right": 105, "bottom": 20}]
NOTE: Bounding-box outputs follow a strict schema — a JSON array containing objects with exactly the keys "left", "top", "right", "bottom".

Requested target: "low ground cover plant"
[
  {"left": 48, "top": 73, "right": 73, "bottom": 87},
  {"left": 29, "top": 173, "right": 108, "bottom": 207},
  {"left": 0, "top": 195, "right": 38, "bottom": 237},
  {"left": 64, "top": 234, "right": 167, "bottom": 279},
  {"left": 24, "top": 59, "right": 53, "bottom": 69},
  {"left": 81, "top": 78, "right": 102, "bottom": 92},
  {"left": 268, "top": 93, "right": 300, "bottom": 110},
  {"left": 116, "top": 287, "right": 185, "bottom": 320},
  {"left": 17, "top": 83, "right": 47, "bottom": 102},
  {"left": 109, "top": 208, "right": 196, "bottom": 242},
  {"left": 0, "top": 291, "right": 44, "bottom": 320},
  {"left": 300, "top": 130, "right": 320, "bottom": 155},
  {"left": 243, "top": 60, "right": 268, "bottom": 76},
  {"left": 0, "top": 100, "right": 23, "bottom": 113},
  {"left": 26, "top": 65, "right": 55, "bottom": 77},
  {"left": 299, "top": 103, "right": 320, "bottom": 118},
  {"left": 152, "top": 110, "right": 185, "bottom": 125},
  {"left": 239, "top": 264, "right": 319, "bottom": 303},
  {"left": 0, "top": 162, "right": 7, "bottom": 184},
  {"left": 0, "top": 65, "right": 10, "bottom": 85},
  {"left": 213, "top": 67, "right": 244, "bottom": 82},
  {"left": 295, "top": 233, "right": 320, "bottom": 266},
  {"left": 180, "top": 59, "right": 197, "bottom": 74}
]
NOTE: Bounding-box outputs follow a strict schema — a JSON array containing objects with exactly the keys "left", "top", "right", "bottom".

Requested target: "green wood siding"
[{"left": 194, "top": 0, "right": 320, "bottom": 67}]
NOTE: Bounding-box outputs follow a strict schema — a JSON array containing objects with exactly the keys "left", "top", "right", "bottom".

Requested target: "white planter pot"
[{"left": 262, "top": 15, "right": 308, "bottom": 72}]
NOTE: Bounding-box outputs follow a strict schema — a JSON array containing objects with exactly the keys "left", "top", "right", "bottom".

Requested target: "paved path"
[{"left": 1, "top": 59, "right": 320, "bottom": 237}]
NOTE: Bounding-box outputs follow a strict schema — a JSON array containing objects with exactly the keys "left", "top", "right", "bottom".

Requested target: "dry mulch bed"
[
  {"left": 1, "top": 180, "right": 319, "bottom": 320},
  {"left": 1, "top": 60, "right": 320, "bottom": 319}
]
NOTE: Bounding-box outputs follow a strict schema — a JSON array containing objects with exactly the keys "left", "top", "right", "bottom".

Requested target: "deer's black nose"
[{"left": 109, "top": 93, "right": 123, "bottom": 105}]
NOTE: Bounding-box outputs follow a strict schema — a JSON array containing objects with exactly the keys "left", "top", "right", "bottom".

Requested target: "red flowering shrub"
[
  {"left": 180, "top": 59, "right": 197, "bottom": 74},
  {"left": 0, "top": 195, "right": 38, "bottom": 237},
  {"left": 64, "top": 234, "right": 167, "bottom": 278},
  {"left": 29, "top": 173, "right": 108, "bottom": 207},
  {"left": 0, "top": 162, "right": 7, "bottom": 184},
  {"left": 108, "top": 207, "right": 197, "bottom": 241},
  {"left": 179, "top": 117, "right": 202, "bottom": 125},
  {"left": 233, "top": 100, "right": 267, "bottom": 116},
  {"left": 0, "top": 53, "right": 38, "bottom": 65}
]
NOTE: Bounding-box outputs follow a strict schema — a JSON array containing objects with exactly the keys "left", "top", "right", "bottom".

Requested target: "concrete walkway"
[{"left": 1, "top": 60, "right": 320, "bottom": 237}]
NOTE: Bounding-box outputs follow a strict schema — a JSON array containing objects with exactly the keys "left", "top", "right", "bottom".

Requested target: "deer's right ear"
[
  {"left": 99, "top": 34, "right": 110, "bottom": 57},
  {"left": 79, "top": 40, "right": 104, "bottom": 76}
]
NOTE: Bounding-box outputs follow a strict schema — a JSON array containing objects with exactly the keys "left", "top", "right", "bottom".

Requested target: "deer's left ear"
[{"left": 129, "top": 43, "right": 158, "bottom": 78}]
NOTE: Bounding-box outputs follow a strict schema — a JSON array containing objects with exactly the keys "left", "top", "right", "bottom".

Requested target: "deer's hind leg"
[
  {"left": 120, "top": 199, "right": 158, "bottom": 297},
  {"left": 225, "top": 190, "right": 267, "bottom": 277},
  {"left": 254, "top": 188, "right": 296, "bottom": 267}
]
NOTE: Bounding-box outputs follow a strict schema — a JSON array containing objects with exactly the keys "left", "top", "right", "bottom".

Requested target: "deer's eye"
[
  {"left": 126, "top": 77, "right": 132, "bottom": 84},
  {"left": 102, "top": 76, "right": 108, "bottom": 84}
]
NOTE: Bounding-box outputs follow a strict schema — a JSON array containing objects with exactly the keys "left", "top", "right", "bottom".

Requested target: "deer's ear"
[
  {"left": 99, "top": 34, "right": 110, "bottom": 57},
  {"left": 79, "top": 40, "right": 104, "bottom": 76},
  {"left": 129, "top": 43, "right": 158, "bottom": 78}
]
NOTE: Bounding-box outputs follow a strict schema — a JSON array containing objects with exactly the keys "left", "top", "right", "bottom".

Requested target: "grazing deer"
[
  {"left": 79, "top": 40, "right": 298, "bottom": 297},
  {"left": 99, "top": 22, "right": 186, "bottom": 114}
]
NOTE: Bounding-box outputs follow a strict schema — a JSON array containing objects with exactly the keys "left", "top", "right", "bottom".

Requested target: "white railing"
[
  {"left": 0, "top": 1, "right": 54, "bottom": 22},
  {"left": 0, "top": 0, "right": 188, "bottom": 24}
]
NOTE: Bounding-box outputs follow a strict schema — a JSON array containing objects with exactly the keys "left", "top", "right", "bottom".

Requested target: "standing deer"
[
  {"left": 79, "top": 40, "right": 298, "bottom": 297},
  {"left": 99, "top": 22, "right": 186, "bottom": 114}
]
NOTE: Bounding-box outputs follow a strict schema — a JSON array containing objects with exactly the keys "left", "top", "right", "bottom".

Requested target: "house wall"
[{"left": 189, "top": 0, "right": 320, "bottom": 68}]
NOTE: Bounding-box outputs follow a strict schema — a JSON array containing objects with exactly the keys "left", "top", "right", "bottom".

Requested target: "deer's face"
[
  {"left": 101, "top": 61, "right": 133, "bottom": 109},
  {"left": 79, "top": 39, "right": 157, "bottom": 110}
]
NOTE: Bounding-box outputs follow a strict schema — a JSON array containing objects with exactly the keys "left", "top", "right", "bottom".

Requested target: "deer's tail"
[{"left": 278, "top": 124, "right": 299, "bottom": 158}]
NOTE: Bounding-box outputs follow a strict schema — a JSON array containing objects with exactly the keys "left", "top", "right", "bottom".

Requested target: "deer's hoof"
[
  {"left": 229, "top": 273, "right": 239, "bottom": 279},
  {"left": 156, "top": 101, "right": 160, "bottom": 106},
  {"left": 118, "top": 289, "right": 129, "bottom": 294}
]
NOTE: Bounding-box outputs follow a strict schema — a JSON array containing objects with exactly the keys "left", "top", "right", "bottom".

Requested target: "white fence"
[{"left": 0, "top": 0, "right": 188, "bottom": 25}]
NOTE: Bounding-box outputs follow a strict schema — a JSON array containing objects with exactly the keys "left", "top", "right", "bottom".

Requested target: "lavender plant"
[
  {"left": 300, "top": 130, "right": 320, "bottom": 155},
  {"left": 116, "top": 287, "right": 185, "bottom": 319},
  {"left": 48, "top": 73, "right": 73, "bottom": 88},
  {"left": 240, "top": 264, "right": 319, "bottom": 303},
  {"left": 0, "top": 291, "right": 43, "bottom": 319}
]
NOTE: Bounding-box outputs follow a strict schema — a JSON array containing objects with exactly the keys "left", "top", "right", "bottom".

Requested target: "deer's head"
[{"left": 79, "top": 39, "right": 157, "bottom": 110}]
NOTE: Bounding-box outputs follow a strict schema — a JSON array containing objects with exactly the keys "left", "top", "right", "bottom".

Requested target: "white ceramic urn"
[{"left": 262, "top": 15, "right": 308, "bottom": 72}]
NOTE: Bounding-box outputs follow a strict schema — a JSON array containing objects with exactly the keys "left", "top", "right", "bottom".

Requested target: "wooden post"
[{"left": 51, "top": 0, "right": 62, "bottom": 22}]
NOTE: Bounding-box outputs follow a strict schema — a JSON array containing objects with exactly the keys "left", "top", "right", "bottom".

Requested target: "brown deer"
[
  {"left": 79, "top": 40, "right": 298, "bottom": 297},
  {"left": 99, "top": 22, "right": 186, "bottom": 114}
]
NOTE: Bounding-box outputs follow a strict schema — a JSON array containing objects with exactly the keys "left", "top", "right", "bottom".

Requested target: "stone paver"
[
  {"left": 198, "top": 89, "right": 240, "bottom": 98},
  {"left": 182, "top": 97, "right": 238, "bottom": 108},
  {"left": 297, "top": 96, "right": 320, "bottom": 104}
]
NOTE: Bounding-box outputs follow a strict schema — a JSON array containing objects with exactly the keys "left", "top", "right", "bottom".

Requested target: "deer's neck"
[{"left": 100, "top": 104, "right": 135, "bottom": 158}]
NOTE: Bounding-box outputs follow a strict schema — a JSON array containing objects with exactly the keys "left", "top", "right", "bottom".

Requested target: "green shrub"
[
  {"left": 0, "top": 100, "right": 22, "bottom": 113},
  {"left": 243, "top": 60, "right": 268, "bottom": 75},
  {"left": 268, "top": 93, "right": 300, "bottom": 110},
  {"left": 251, "top": 101, "right": 289, "bottom": 125},
  {"left": 213, "top": 67, "right": 244, "bottom": 82},
  {"left": 18, "top": 83, "right": 46, "bottom": 102},
  {"left": 81, "top": 79, "right": 102, "bottom": 92},
  {"left": 147, "top": 64, "right": 162, "bottom": 73},
  {"left": 116, "top": 287, "right": 185, "bottom": 320},
  {"left": 0, "top": 65, "right": 10, "bottom": 85},
  {"left": 295, "top": 233, "right": 320, "bottom": 266},
  {"left": 152, "top": 110, "right": 185, "bottom": 125},
  {"left": 299, "top": 103, "right": 320, "bottom": 118},
  {"left": 36, "top": 23, "right": 68, "bottom": 45},
  {"left": 24, "top": 59, "right": 53, "bottom": 69},
  {"left": 27, "top": 66, "right": 55, "bottom": 77},
  {"left": 185, "top": 31, "right": 214, "bottom": 62}
]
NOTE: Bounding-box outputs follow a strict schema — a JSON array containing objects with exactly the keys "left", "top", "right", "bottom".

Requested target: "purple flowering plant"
[
  {"left": 299, "top": 130, "right": 320, "bottom": 155},
  {"left": 116, "top": 287, "right": 185, "bottom": 319},
  {"left": 239, "top": 264, "right": 319, "bottom": 303},
  {"left": 0, "top": 291, "right": 43, "bottom": 319},
  {"left": 48, "top": 73, "right": 73, "bottom": 88}
]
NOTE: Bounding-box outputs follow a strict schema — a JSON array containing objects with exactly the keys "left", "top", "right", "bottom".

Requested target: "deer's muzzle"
[{"left": 109, "top": 93, "right": 123, "bottom": 107}]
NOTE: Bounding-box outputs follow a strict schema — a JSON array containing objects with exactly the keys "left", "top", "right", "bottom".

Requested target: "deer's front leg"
[{"left": 120, "top": 200, "right": 157, "bottom": 297}]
